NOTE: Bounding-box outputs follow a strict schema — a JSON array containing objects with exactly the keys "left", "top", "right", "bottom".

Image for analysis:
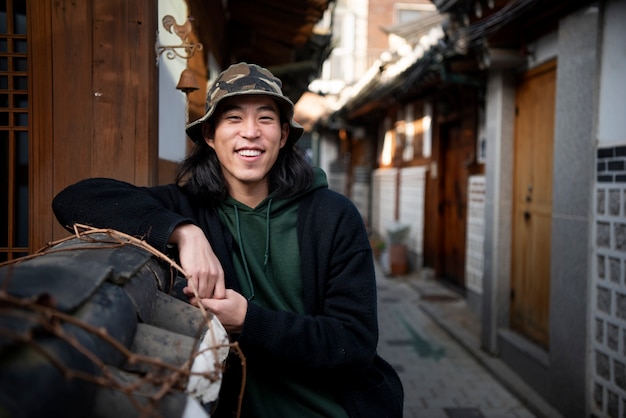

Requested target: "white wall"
[
  {"left": 157, "top": 0, "right": 190, "bottom": 163},
  {"left": 317, "top": 131, "right": 338, "bottom": 176},
  {"left": 597, "top": 0, "right": 626, "bottom": 146},
  {"left": 526, "top": 31, "right": 558, "bottom": 69},
  {"left": 372, "top": 168, "right": 398, "bottom": 240},
  {"left": 398, "top": 166, "right": 427, "bottom": 263}
]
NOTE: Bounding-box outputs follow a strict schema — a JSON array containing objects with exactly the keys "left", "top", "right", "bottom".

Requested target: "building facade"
[{"left": 324, "top": 0, "right": 626, "bottom": 416}]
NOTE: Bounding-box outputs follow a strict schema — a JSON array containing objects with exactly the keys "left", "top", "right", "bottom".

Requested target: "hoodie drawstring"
[
  {"left": 234, "top": 204, "right": 255, "bottom": 301},
  {"left": 264, "top": 199, "right": 272, "bottom": 267},
  {"left": 233, "top": 198, "right": 273, "bottom": 302}
]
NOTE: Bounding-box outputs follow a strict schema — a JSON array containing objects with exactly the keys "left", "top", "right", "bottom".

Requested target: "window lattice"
[{"left": 1, "top": 0, "right": 29, "bottom": 262}]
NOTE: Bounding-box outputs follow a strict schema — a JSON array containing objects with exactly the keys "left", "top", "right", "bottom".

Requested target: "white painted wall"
[
  {"left": 317, "top": 131, "right": 338, "bottom": 176},
  {"left": 372, "top": 168, "right": 398, "bottom": 241},
  {"left": 597, "top": 0, "right": 626, "bottom": 146},
  {"left": 398, "top": 166, "right": 427, "bottom": 265},
  {"left": 157, "top": 0, "right": 189, "bottom": 163},
  {"left": 526, "top": 31, "right": 558, "bottom": 69}
]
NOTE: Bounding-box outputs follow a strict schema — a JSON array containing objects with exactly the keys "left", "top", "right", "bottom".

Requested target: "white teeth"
[{"left": 238, "top": 149, "right": 262, "bottom": 157}]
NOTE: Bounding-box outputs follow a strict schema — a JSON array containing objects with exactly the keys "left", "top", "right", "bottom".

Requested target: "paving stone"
[{"left": 375, "top": 263, "right": 537, "bottom": 418}]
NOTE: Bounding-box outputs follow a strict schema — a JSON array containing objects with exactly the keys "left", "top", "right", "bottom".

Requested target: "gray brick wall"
[
  {"left": 597, "top": 146, "right": 626, "bottom": 183},
  {"left": 593, "top": 146, "right": 626, "bottom": 417}
]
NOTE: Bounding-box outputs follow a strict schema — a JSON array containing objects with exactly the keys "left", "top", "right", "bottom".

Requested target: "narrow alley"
[{"left": 375, "top": 262, "right": 540, "bottom": 418}]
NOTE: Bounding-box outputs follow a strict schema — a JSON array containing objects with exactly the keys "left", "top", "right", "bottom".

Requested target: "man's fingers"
[
  {"left": 184, "top": 271, "right": 224, "bottom": 300},
  {"left": 213, "top": 277, "right": 226, "bottom": 299},
  {"left": 195, "top": 275, "right": 208, "bottom": 298},
  {"left": 185, "top": 276, "right": 199, "bottom": 294}
]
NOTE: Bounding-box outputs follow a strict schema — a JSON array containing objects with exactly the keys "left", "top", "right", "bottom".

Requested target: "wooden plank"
[
  {"left": 92, "top": 1, "right": 138, "bottom": 181},
  {"left": 32, "top": 1, "right": 89, "bottom": 244},
  {"left": 91, "top": 1, "right": 157, "bottom": 185},
  {"left": 28, "top": 0, "right": 53, "bottom": 248},
  {"left": 131, "top": 1, "right": 158, "bottom": 186},
  {"left": 50, "top": 0, "right": 94, "bottom": 210}
]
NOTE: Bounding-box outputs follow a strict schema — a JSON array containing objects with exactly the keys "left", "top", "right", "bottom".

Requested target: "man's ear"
[
  {"left": 280, "top": 122, "right": 289, "bottom": 148},
  {"left": 202, "top": 122, "right": 215, "bottom": 148}
]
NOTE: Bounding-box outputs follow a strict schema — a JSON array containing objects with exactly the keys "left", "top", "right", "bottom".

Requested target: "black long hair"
[{"left": 175, "top": 124, "right": 314, "bottom": 203}]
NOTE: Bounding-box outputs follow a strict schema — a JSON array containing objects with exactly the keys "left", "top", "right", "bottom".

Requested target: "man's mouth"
[{"left": 237, "top": 149, "right": 263, "bottom": 157}]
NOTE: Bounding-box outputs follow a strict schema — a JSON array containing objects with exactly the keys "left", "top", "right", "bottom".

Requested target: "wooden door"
[
  {"left": 27, "top": 0, "right": 159, "bottom": 251},
  {"left": 510, "top": 60, "right": 556, "bottom": 348},
  {"left": 440, "top": 124, "right": 474, "bottom": 287}
]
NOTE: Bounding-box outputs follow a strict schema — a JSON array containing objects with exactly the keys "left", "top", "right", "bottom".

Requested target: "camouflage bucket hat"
[{"left": 185, "top": 62, "right": 304, "bottom": 144}]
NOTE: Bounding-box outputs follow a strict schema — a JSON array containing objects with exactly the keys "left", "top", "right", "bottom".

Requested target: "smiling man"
[
  {"left": 204, "top": 95, "right": 288, "bottom": 207},
  {"left": 52, "top": 62, "right": 403, "bottom": 417}
]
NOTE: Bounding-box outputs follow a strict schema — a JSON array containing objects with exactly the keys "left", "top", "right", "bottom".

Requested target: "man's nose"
[{"left": 240, "top": 117, "right": 260, "bottom": 138}]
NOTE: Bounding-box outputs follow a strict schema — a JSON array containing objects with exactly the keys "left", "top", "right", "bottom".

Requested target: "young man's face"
[{"left": 204, "top": 95, "right": 289, "bottom": 201}]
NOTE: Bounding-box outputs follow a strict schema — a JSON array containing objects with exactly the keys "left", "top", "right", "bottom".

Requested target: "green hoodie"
[
  {"left": 217, "top": 167, "right": 327, "bottom": 310},
  {"left": 216, "top": 167, "right": 348, "bottom": 417}
]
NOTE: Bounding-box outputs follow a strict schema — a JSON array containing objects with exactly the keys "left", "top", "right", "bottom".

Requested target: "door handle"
[{"left": 524, "top": 211, "right": 531, "bottom": 221}]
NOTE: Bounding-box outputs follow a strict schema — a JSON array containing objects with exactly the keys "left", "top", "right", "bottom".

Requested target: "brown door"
[
  {"left": 440, "top": 123, "right": 474, "bottom": 287},
  {"left": 24, "top": 0, "right": 159, "bottom": 252},
  {"left": 510, "top": 60, "right": 556, "bottom": 348}
]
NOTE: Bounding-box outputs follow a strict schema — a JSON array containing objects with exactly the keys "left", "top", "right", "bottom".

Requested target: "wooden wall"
[{"left": 28, "top": 0, "right": 158, "bottom": 249}]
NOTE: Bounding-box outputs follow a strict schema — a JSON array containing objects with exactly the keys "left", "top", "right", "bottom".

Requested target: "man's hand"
[
  {"left": 169, "top": 223, "right": 226, "bottom": 300},
  {"left": 199, "top": 290, "right": 248, "bottom": 334}
]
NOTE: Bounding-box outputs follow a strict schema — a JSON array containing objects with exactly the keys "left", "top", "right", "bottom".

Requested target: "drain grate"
[
  {"left": 385, "top": 339, "right": 413, "bottom": 346},
  {"left": 420, "top": 293, "right": 459, "bottom": 302},
  {"left": 444, "top": 407, "right": 484, "bottom": 417}
]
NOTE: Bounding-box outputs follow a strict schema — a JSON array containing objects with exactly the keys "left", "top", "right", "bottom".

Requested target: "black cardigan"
[{"left": 52, "top": 178, "right": 403, "bottom": 417}]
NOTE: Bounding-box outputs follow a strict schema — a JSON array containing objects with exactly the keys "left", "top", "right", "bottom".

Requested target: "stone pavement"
[{"left": 374, "top": 262, "right": 545, "bottom": 418}]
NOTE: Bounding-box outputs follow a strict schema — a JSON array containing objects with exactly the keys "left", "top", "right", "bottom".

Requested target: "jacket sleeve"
[
  {"left": 52, "top": 178, "right": 195, "bottom": 253},
  {"left": 234, "top": 190, "right": 378, "bottom": 371}
]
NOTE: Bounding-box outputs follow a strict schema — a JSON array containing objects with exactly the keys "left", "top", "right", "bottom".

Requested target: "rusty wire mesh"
[{"left": 0, "top": 225, "right": 246, "bottom": 418}]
